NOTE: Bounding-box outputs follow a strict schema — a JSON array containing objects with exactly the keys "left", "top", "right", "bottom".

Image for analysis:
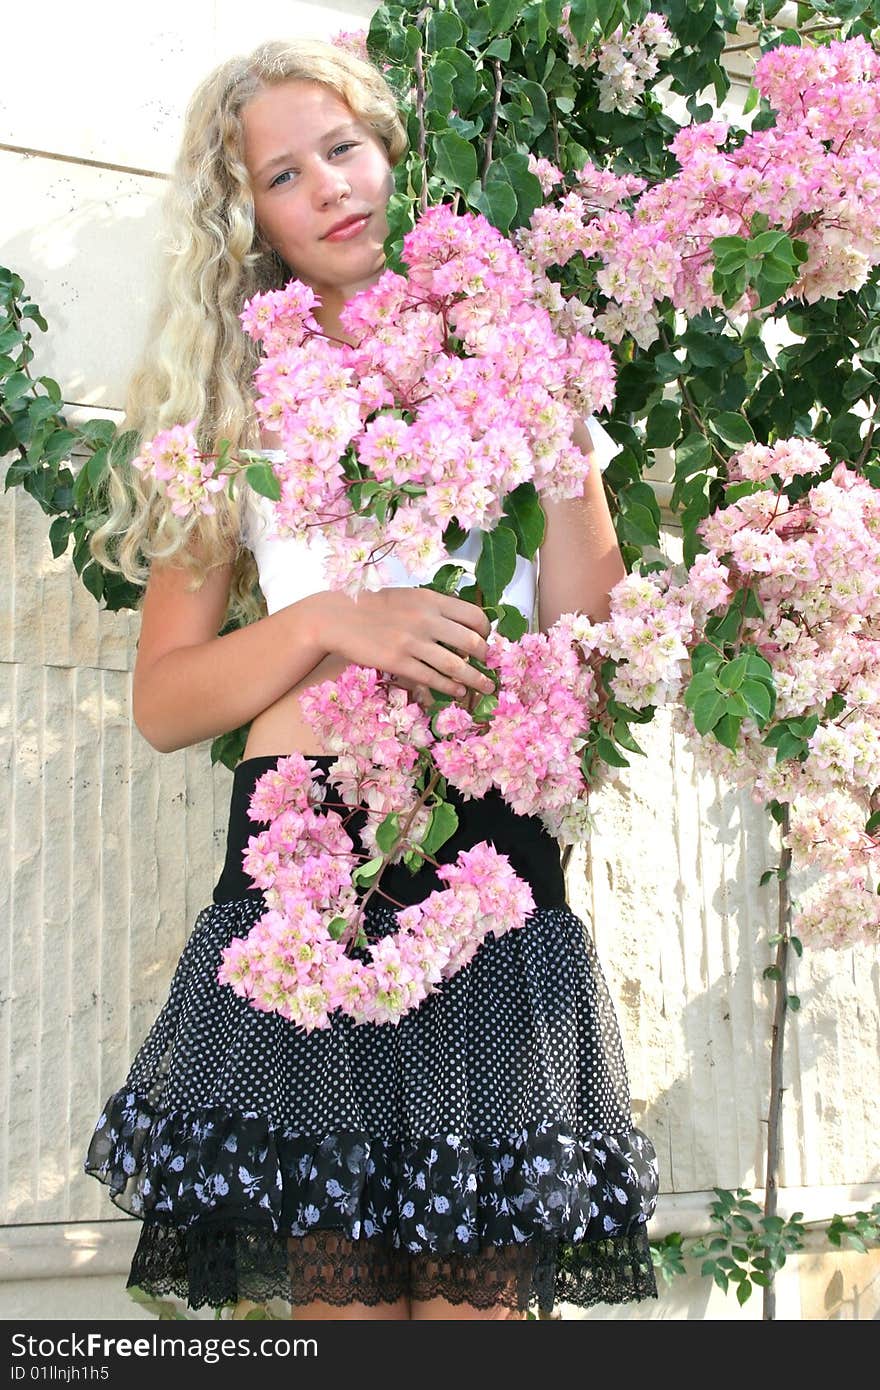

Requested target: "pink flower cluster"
[
  {"left": 432, "top": 624, "right": 598, "bottom": 835},
  {"left": 239, "top": 204, "right": 615, "bottom": 593},
  {"left": 216, "top": 630, "right": 613, "bottom": 1028},
  {"left": 130, "top": 420, "right": 227, "bottom": 518},
  {"left": 296, "top": 664, "right": 434, "bottom": 859},
  {"left": 670, "top": 444, "right": 873, "bottom": 945},
  {"left": 561, "top": 10, "right": 675, "bottom": 114},
  {"left": 218, "top": 749, "right": 536, "bottom": 1031},
  {"left": 519, "top": 39, "right": 880, "bottom": 346},
  {"left": 528, "top": 155, "right": 564, "bottom": 195},
  {"left": 566, "top": 571, "right": 697, "bottom": 711},
  {"left": 330, "top": 28, "right": 369, "bottom": 63},
  {"left": 565, "top": 440, "right": 879, "bottom": 948}
]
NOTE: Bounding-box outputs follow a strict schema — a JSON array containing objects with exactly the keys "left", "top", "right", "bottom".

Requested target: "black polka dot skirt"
[{"left": 84, "top": 755, "right": 660, "bottom": 1314}]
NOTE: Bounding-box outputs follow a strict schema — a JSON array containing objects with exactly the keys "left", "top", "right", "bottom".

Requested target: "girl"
[{"left": 84, "top": 36, "right": 660, "bottom": 1321}]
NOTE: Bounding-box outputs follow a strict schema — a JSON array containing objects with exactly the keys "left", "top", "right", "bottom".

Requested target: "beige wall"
[{"left": 1, "top": 0, "right": 878, "bottom": 1320}]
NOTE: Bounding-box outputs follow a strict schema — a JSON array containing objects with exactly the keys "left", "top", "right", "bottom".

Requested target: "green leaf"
[
  {"left": 27, "top": 395, "right": 61, "bottom": 427},
  {"left": 787, "top": 994, "right": 801, "bottom": 1012},
  {"left": 565, "top": 0, "right": 599, "bottom": 46},
  {"left": 352, "top": 854, "right": 385, "bottom": 887},
  {"left": 43, "top": 427, "right": 78, "bottom": 466},
  {"left": 691, "top": 689, "right": 727, "bottom": 735},
  {"left": 425, "top": 563, "right": 469, "bottom": 596},
  {"left": 842, "top": 367, "right": 876, "bottom": 403},
  {"left": 86, "top": 445, "right": 109, "bottom": 489},
  {"left": 713, "top": 712, "right": 741, "bottom": 749},
  {"left": 425, "top": 59, "right": 457, "bottom": 117},
  {"left": 488, "top": 0, "right": 523, "bottom": 33},
  {"left": 77, "top": 417, "right": 116, "bottom": 448},
  {"left": 711, "top": 235, "right": 748, "bottom": 271},
  {"left": 764, "top": 730, "right": 807, "bottom": 764},
  {"left": 717, "top": 655, "right": 749, "bottom": 693},
  {"left": 436, "top": 47, "right": 480, "bottom": 110},
  {"left": 685, "top": 669, "right": 720, "bottom": 702},
  {"left": 21, "top": 303, "right": 48, "bottom": 331},
  {"left": 327, "top": 916, "right": 347, "bottom": 941},
  {"left": 472, "top": 691, "right": 499, "bottom": 721},
  {"left": 618, "top": 494, "right": 660, "bottom": 548},
  {"left": 596, "top": 735, "right": 630, "bottom": 768},
  {"left": 736, "top": 1280, "right": 752, "bottom": 1306},
  {"left": 612, "top": 721, "right": 646, "bottom": 756},
  {"left": 440, "top": 517, "right": 468, "bottom": 554},
  {"left": 3, "top": 371, "right": 31, "bottom": 405},
  {"left": 36, "top": 374, "right": 61, "bottom": 405},
  {"left": 740, "top": 678, "right": 773, "bottom": 725},
  {"left": 690, "top": 643, "right": 723, "bottom": 676},
  {"left": 710, "top": 412, "right": 755, "bottom": 450},
  {"left": 646, "top": 400, "right": 681, "bottom": 449},
  {"left": 467, "top": 173, "right": 518, "bottom": 232},
  {"left": 81, "top": 562, "right": 104, "bottom": 602},
  {"left": 431, "top": 130, "right": 478, "bottom": 193},
  {"left": 705, "top": 603, "right": 742, "bottom": 648},
  {"left": 0, "top": 324, "right": 24, "bottom": 354},
  {"left": 426, "top": 8, "right": 464, "bottom": 50},
  {"left": 375, "top": 812, "right": 401, "bottom": 854},
  {"left": 419, "top": 799, "right": 459, "bottom": 857},
  {"left": 674, "top": 433, "right": 712, "bottom": 481},
  {"left": 502, "top": 482, "right": 545, "bottom": 560},
  {"left": 496, "top": 603, "right": 528, "bottom": 640},
  {"left": 484, "top": 35, "right": 513, "bottom": 59},
  {"left": 48, "top": 515, "right": 72, "bottom": 558},
  {"left": 475, "top": 524, "right": 517, "bottom": 606},
  {"left": 496, "top": 150, "right": 543, "bottom": 228},
  {"left": 246, "top": 461, "right": 281, "bottom": 501}
]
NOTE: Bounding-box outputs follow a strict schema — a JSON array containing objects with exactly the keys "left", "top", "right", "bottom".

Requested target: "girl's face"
[{"left": 242, "top": 79, "right": 393, "bottom": 321}]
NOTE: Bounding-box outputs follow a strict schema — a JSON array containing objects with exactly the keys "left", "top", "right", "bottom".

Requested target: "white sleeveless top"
[{"left": 240, "top": 416, "right": 619, "bottom": 628}]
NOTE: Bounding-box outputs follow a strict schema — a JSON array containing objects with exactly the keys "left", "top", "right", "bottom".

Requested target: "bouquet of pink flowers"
[
  {"left": 133, "top": 206, "right": 617, "bottom": 1030},
  {"left": 238, "top": 203, "right": 615, "bottom": 594}
]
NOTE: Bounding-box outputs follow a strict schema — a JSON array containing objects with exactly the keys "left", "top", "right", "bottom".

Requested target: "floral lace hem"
[
  {"left": 129, "top": 1220, "right": 658, "bottom": 1313},
  {"left": 86, "top": 1089, "right": 658, "bottom": 1244}
]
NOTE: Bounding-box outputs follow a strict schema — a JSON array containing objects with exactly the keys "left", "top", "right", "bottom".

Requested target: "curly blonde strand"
[{"left": 89, "top": 37, "right": 407, "bottom": 625}]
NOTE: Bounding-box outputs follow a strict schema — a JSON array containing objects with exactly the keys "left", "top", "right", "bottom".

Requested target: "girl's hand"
[{"left": 319, "top": 585, "right": 495, "bottom": 703}]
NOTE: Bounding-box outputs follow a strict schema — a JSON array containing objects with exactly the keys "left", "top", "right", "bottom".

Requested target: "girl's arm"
[
  {"left": 537, "top": 417, "right": 626, "bottom": 631},
  {"left": 133, "top": 549, "right": 493, "bottom": 754}
]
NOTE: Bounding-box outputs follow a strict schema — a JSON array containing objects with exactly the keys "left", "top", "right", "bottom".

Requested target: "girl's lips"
[{"left": 323, "top": 214, "right": 370, "bottom": 242}]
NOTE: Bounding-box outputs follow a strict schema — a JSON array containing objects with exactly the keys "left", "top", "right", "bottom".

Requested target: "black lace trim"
[{"left": 129, "top": 1221, "right": 658, "bottom": 1313}]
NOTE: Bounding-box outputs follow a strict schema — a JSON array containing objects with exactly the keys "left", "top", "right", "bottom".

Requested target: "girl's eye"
[
  {"left": 331, "top": 142, "right": 357, "bottom": 157},
  {"left": 269, "top": 169, "right": 295, "bottom": 189}
]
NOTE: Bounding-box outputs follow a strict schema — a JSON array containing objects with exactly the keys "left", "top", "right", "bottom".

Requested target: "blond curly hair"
[{"left": 90, "top": 36, "right": 407, "bottom": 623}]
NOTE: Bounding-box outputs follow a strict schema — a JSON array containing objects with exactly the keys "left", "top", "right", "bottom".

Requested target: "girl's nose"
[{"left": 312, "top": 158, "right": 351, "bottom": 206}]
